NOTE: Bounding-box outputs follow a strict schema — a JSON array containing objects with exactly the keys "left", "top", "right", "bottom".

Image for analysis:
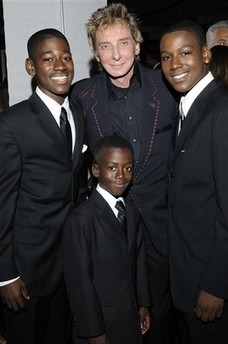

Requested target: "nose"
[
  {"left": 170, "top": 56, "right": 182, "bottom": 70},
  {"left": 53, "top": 58, "right": 66, "bottom": 70},
  {"left": 112, "top": 45, "right": 121, "bottom": 61},
  {"left": 115, "top": 168, "right": 124, "bottom": 179}
]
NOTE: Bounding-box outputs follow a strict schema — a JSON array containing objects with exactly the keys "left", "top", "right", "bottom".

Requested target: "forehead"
[
  {"left": 95, "top": 22, "right": 132, "bottom": 41},
  {"left": 160, "top": 30, "right": 199, "bottom": 50},
  {"left": 35, "top": 37, "right": 70, "bottom": 54},
  {"left": 100, "top": 147, "right": 133, "bottom": 162},
  {"left": 214, "top": 27, "right": 228, "bottom": 39}
]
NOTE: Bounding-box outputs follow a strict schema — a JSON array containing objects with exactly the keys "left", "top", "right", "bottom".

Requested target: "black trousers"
[
  {"left": 176, "top": 302, "right": 228, "bottom": 344},
  {"left": 4, "top": 279, "right": 71, "bottom": 344},
  {"left": 143, "top": 240, "right": 178, "bottom": 344}
]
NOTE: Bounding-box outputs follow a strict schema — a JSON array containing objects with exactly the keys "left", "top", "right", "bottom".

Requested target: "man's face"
[
  {"left": 26, "top": 37, "right": 74, "bottom": 104},
  {"left": 94, "top": 22, "right": 140, "bottom": 85},
  {"left": 160, "top": 30, "right": 210, "bottom": 93},
  {"left": 209, "top": 28, "right": 228, "bottom": 48},
  {"left": 92, "top": 147, "right": 133, "bottom": 197}
]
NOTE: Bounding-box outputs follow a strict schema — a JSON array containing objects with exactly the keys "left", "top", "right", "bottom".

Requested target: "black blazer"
[
  {"left": 63, "top": 190, "right": 151, "bottom": 344},
  {"left": 70, "top": 63, "right": 177, "bottom": 256},
  {"left": 168, "top": 80, "right": 228, "bottom": 311},
  {"left": 0, "top": 92, "right": 86, "bottom": 296}
]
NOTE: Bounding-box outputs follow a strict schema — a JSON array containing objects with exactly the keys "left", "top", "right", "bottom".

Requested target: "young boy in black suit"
[{"left": 63, "top": 135, "right": 151, "bottom": 344}]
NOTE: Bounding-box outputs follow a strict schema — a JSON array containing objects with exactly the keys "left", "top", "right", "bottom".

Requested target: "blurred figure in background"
[
  {"left": 206, "top": 20, "right": 228, "bottom": 48},
  {"left": 209, "top": 45, "right": 228, "bottom": 88}
]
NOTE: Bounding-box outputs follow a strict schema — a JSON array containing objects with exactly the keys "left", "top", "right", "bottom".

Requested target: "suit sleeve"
[
  {"left": 62, "top": 212, "right": 106, "bottom": 338},
  {"left": 0, "top": 119, "right": 21, "bottom": 280},
  {"left": 136, "top": 217, "right": 152, "bottom": 308},
  {"left": 200, "top": 105, "right": 228, "bottom": 298}
]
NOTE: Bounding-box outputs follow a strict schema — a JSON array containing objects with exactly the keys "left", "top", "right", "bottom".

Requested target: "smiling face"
[
  {"left": 94, "top": 22, "right": 140, "bottom": 87},
  {"left": 160, "top": 30, "right": 210, "bottom": 93},
  {"left": 92, "top": 147, "right": 133, "bottom": 197},
  {"left": 25, "top": 37, "right": 74, "bottom": 104}
]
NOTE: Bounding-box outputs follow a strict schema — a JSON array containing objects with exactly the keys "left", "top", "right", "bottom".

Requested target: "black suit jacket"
[
  {"left": 70, "top": 63, "right": 177, "bottom": 256},
  {"left": 168, "top": 80, "right": 228, "bottom": 311},
  {"left": 63, "top": 190, "right": 151, "bottom": 344},
  {"left": 0, "top": 92, "right": 86, "bottom": 296}
]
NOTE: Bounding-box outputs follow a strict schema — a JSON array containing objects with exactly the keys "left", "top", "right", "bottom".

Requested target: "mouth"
[
  {"left": 171, "top": 72, "right": 188, "bottom": 82},
  {"left": 114, "top": 183, "right": 128, "bottom": 188},
  {"left": 51, "top": 75, "right": 69, "bottom": 83}
]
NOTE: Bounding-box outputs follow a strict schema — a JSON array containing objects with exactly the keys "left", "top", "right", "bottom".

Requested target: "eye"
[
  {"left": 63, "top": 55, "right": 72, "bottom": 61},
  {"left": 161, "top": 55, "right": 170, "bottom": 61},
  {"left": 119, "top": 40, "right": 129, "bottom": 46},
  {"left": 181, "top": 51, "right": 191, "bottom": 57},
  {"left": 100, "top": 44, "right": 111, "bottom": 51},
  {"left": 124, "top": 166, "right": 133, "bottom": 172},
  {"left": 108, "top": 166, "right": 116, "bottom": 171},
  {"left": 43, "top": 57, "right": 53, "bottom": 62}
]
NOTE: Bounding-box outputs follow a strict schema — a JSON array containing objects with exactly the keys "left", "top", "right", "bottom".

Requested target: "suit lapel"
[
  {"left": 29, "top": 93, "right": 71, "bottom": 159},
  {"left": 71, "top": 103, "right": 84, "bottom": 168},
  {"left": 93, "top": 191, "right": 128, "bottom": 239},
  {"left": 134, "top": 67, "right": 160, "bottom": 176},
  {"left": 90, "top": 74, "right": 113, "bottom": 136},
  {"left": 171, "top": 80, "right": 219, "bottom": 165}
]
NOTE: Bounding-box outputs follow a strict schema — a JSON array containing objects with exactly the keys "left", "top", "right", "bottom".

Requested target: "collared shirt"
[
  {"left": 36, "top": 87, "right": 76, "bottom": 152},
  {"left": 107, "top": 63, "right": 143, "bottom": 162},
  {"left": 96, "top": 184, "right": 125, "bottom": 218},
  {"left": 180, "top": 72, "right": 214, "bottom": 118}
]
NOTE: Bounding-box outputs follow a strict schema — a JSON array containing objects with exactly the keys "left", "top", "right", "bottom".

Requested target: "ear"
[
  {"left": 135, "top": 42, "right": 140, "bottom": 57},
  {"left": 94, "top": 52, "right": 100, "bottom": 63},
  {"left": 91, "top": 164, "right": 99, "bottom": 178},
  {"left": 202, "top": 45, "right": 211, "bottom": 64},
  {"left": 25, "top": 58, "right": 36, "bottom": 76}
]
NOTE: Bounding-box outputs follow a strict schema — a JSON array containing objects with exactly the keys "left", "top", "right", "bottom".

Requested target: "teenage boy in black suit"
[
  {"left": 63, "top": 135, "right": 151, "bottom": 344},
  {"left": 160, "top": 19, "right": 228, "bottom": 343},
  {"left": 0, "top": 28, "right": 86, "bottom": 344}
]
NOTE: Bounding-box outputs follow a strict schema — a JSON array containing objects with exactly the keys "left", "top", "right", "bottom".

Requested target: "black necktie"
[
  {"left": 115, "top": 200, "right": 127, "bottom": 236},
  {"left": 60, "top": 107, "right": 72, "bottom": 154},
  {"left": 179, "top": 101, "right": 185, "bottom": 133}
]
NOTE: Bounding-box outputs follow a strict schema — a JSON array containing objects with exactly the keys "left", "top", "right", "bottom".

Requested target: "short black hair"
[
  {"left": 27, "top": 28, "right": 70, "bottom": 59},
  {"left": 161, "top": 19, "right": 206, "bottom": 47},
  {"left": 93, "top": 135, "right": 134, "bottom": 163}
]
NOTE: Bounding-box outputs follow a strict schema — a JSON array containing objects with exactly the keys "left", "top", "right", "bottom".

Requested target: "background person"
[
  {"left": 209, "top": 45, "right": 228, "bottom": 88},
  {"left": 206, "top": 20, "right": 228, "bottom": 48}
]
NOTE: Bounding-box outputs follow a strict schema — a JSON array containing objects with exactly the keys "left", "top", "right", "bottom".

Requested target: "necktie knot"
[
  {"left": 60, "top": 107, "right": 72, "bottom": 154},
  {"left": 115, "top": 200, "right": 125, "bottom": 215}
]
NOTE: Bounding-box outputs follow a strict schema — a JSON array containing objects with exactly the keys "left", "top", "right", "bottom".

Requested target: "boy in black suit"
[
  {"left": 63, "top": 135, "right": 151, "bottom": 344},
  {"left": 160, "top": 19, "right": 228, "bottom": 343},
  {"left": 0, "top": 28, "right": 86, "bottom": 344}
]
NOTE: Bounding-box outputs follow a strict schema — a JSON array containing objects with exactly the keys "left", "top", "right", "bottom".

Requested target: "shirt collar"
[
  {"left": 107, "top": 62, "right": 141, "bottom": 99},
  {"left": 36, "top": 86, "right": 70, "bottom": 123},
  {"left": 181, "top": 72, "right": 214, "bottom": 116},
  {"left": 96, "top": 184, "right": 124, "bottom": 212}
]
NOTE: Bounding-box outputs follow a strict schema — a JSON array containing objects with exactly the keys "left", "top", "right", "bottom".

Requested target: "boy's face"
[
  {"left": 26, "top": 37, "right": 74, "bottom": 104},
  {"left": 160, "top": 30, "right": 210, "bottom": 93},
  {"left": 92, "top": 147, "right": 133, "bottom": 197}
]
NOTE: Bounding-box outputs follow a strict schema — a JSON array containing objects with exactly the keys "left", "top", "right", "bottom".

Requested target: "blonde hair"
[{"left": 86, "top": 2, "right": 143, "bottom": 52}]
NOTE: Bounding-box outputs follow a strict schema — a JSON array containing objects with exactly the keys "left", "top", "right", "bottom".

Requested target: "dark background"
[{"left": 109, "top": 0, "right": 228, "bottom": 63}]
